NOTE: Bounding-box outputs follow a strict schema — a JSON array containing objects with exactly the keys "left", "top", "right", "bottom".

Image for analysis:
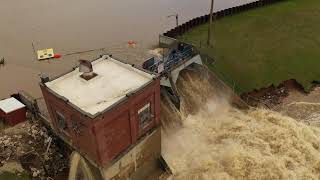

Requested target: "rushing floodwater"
[
  {"left": 0, "top": 0, "right": 258, "bottom": 97},
  {"left": 162, "top": 70, "right": 320, "bottom": 180}
]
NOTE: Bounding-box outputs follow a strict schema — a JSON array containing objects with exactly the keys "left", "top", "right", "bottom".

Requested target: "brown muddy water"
[
  {"left": 162, "top": 70, "right": 320, "bottom": 180},
  {"left": 0, "top": 0, "right": 258, "bottom": 98}
]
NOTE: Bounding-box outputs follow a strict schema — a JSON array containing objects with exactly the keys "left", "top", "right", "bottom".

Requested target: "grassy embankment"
[{"left": 178, "top": 0, "right": 320, "bottom": 94}]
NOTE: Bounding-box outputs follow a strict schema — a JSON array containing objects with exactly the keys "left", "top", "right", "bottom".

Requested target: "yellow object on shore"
[{"left": 37, "top": 48, "right": 54, "bottom": 60}]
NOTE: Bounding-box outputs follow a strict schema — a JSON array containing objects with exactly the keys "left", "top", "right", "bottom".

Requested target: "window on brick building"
[
  {"left": 55, "top": 111, "right": 68, "bottom": 134},
  {"left": 138, "top": 103, "right": 152, "bottom": 129}
]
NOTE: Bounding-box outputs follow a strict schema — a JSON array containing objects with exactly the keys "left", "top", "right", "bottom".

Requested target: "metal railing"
[
  {"left": 143, "top": 44, "right": 196, "bottom": 73},
  {"left": 164, "top": 46, "right": 194, "bottom": 71}
]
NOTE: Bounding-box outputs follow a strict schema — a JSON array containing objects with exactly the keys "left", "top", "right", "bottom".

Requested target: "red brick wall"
[
  {"left": 40, "top": 77, "right": 161, "bottom": 167},
  {"left": 40, "top": 85, "right": 99, "bottom": 165},
  {"left": 0, "top": 109, "right": 5, "bottom": 121},
  {"left": 0, "top": 108, "right": 26, "bottom": 126},
  {"left": 93, "top": 79, "right": 161, "bottom": 166}
]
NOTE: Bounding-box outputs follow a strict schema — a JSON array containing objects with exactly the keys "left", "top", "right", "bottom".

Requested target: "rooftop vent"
[
  {"left": 40, "top": 73, "right": 50, "bottom": 84},
  {"left": 79, "top": 60, "right": 97, "bottom": 80}
]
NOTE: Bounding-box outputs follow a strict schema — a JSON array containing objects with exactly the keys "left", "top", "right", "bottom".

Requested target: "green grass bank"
[{"left": 178, "top": 0, "right": 320, "bottom": 94}]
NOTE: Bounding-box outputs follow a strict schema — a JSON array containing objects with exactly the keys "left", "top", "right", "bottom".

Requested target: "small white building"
[{"left": 0, "top": 97, "right": 26, "bottom": 126}]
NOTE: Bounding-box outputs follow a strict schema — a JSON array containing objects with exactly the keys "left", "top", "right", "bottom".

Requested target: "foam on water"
[{"left": 162, "top": 70, "right": 320, "bottom": 180}]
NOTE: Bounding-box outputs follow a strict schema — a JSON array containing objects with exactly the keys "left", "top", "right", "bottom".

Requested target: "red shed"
[
  {"left": 40, "top": 55, "right": 161, "bottom": 167},
  {"left": 0, "top": 97, "right": 26, "bottom": 126}
]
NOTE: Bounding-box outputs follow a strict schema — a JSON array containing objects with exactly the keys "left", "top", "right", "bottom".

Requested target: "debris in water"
[
  {"left": 53, "top": 54, "right": 62, "bottom": 59},
  {"left": 128, "top": 40, "right": 137, "bottom": 48},
  {"left": 0, "top": 57, "right": 5, "bottom": 66},
  {"left": 37, "top": 48, "right": 54, "bottom": 60}
]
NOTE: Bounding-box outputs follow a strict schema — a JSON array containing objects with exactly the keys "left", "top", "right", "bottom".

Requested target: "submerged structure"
[{"left": 39, "top": 55, "right": 162, "bottom": 179}]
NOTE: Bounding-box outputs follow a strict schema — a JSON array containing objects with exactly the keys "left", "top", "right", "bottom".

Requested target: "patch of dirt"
[{"left": 0, "top": 120, "right": 70, "bottom": 179}]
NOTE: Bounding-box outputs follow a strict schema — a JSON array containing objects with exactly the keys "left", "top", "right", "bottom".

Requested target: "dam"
[{"left": 3, "top": 1, "right": 320, "bottom": 179}]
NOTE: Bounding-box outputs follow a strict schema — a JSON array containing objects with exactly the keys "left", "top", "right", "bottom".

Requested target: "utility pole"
[
  {"left": 168, "top": 14, "right": 179, "bottom": 28},
  {"left": 175, "top": 14, "right": 179, "bottom": 27},
  {"left": 207, "top": 0, "right": 214, "bottom": 46}
]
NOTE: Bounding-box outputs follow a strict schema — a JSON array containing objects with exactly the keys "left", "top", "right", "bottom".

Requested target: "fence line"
[{"left": 163, "top": 0, "right": 282, "bottom": 38}]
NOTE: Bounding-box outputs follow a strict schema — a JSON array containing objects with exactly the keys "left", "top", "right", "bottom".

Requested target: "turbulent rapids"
[{"left": 162, "top": 68, "right": 320, "bottom": 180}]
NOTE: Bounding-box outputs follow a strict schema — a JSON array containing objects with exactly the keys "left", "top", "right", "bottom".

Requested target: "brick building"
[{"left": 40, "top": 55, "right": 161, "bottom": 177}]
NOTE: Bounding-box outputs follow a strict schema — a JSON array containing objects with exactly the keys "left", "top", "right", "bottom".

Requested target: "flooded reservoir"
[
  {"left": 0, "top": 0, "right": 257, "bottom": 97},
  {"left": 3, "top": 1, "right": 320, "bottom": 179}
]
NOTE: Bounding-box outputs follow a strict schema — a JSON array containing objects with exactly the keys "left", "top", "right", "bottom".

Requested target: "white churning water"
[{"left": 162, "top": 70, "right": 320, "bottom": 180}]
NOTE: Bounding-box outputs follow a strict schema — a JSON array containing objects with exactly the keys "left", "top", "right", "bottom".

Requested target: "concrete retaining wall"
[{"left": 164, "top": 0, "right": 282, "bottom": 38}]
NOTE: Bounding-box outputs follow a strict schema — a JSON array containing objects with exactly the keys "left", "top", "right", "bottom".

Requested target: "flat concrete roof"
[
  {"left": 45, "top": 55, "right": 155, "bottom": 116},
  {"left": 0, "top": 97, "right": 25, "bottom": 114}
]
